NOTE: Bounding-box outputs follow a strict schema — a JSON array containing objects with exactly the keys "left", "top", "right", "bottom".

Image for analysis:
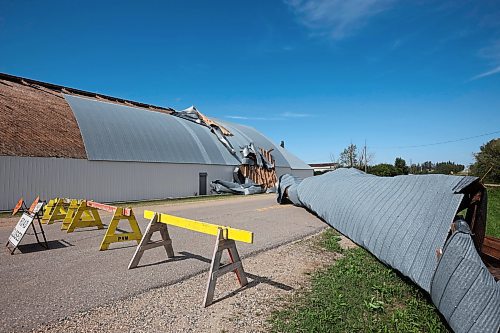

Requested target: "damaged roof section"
[
  {"left": 0, "top": 75, "right": 87, "bottom": 159},
  {"left": 211, "top": 144, "right": 278, "bottom": 195},
  {"left": 277, "top": 168, "right": 499, "bottom": 332}
]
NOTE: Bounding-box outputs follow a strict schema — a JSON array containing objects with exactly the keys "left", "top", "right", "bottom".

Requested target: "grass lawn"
[
  {"left": 486, "top": 186, "right": 500, "bottom": 237},
  {"left": 270, "top": 229, "right": 449, "bottom": 332}
]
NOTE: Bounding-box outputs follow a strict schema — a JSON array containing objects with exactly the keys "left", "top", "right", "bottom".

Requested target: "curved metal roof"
[{"left": 64, "top": 94, "right": 310, "bottom": 169}]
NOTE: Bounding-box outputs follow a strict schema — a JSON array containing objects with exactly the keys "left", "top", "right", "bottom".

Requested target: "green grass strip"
[
  {"left": 270, "top": 231, "right": 449, "bottom": 333},
  {"left": 486, "top": 186, "right": 500, "bottom": 238}
]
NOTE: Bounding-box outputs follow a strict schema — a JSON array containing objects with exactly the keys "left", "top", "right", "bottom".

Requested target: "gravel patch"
[{"left": 31, "top": 231, "right": 345, "bottom": 333}]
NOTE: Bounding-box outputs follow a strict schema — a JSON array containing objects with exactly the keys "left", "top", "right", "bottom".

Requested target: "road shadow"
[
  {"left": 132, "top": 250, "right": 294, "bottom": 303},
  {"left": 133, "top": 251, "right": 211, "bottom": 268},
  {"left": 15, "top": 239, "right": 74, "bottom": 254},
  {"left": 211, "top": 272, "right": 294, "bottom": 305}
]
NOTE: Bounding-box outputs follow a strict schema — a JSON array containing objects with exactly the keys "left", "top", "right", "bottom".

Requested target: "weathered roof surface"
[
  {"left": 0, "top": 77, "right": 87, "bottom": 158},
  {"left": 65, "top": 94, "right": 311, "bottom": 169},
  {"left": 431, "top": 221, "right": 499, "bottom": 333},
  {"left": 278, "top": 168, "right": 499, "bottom": 332}
]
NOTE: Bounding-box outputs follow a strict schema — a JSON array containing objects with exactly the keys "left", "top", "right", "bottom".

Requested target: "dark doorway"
[{"left": 199, "top": 172, "right": 207, "bottom": 195}]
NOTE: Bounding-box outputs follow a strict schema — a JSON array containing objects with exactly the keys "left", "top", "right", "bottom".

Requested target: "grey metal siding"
[{"left": 0, "top": 156, "right": 234, "bottom": 211}]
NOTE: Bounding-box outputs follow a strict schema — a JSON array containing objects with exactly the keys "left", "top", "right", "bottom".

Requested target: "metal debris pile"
[{"left": 212, "top": 143, "right": 277, "bottom": 195}]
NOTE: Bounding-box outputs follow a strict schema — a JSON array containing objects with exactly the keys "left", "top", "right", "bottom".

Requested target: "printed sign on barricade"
[
  {"left": 6, "top": 198, "right": 48, "bottom": 254},
  {"left": 8, "top": 213, "right": 35, "bottom": 248}
]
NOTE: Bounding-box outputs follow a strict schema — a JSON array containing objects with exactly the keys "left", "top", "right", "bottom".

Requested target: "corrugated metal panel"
[
  {"left": 431, "top": 222, "right": 500, "bottom": 333},
  {"left": 278, "top": 168, "right": 468, "bottom": 292},
  {"left": 64, "top": 94, "right": 311, "bottom": 170},
  {"left": 0, "top": 156, "right": 234, "bottom": 211}
]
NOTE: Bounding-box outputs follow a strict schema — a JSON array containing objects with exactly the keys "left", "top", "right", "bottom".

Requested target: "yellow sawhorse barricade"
[
  {"left": 41, "top": 198, "right": 70, "bottom": 224},
  {"left": 62, "top": 200, "right": 104, "bottom": 233},
  {"left": 129, "top": 210, "right": 253, "bottom": 307},
  {"left": 86, "top": 201, "right": 142, "bottom": 251}
]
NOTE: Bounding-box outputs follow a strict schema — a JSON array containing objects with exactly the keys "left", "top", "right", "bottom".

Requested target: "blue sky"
[{"left": 1, "top": 0, "right": 499, "bottom": 165}]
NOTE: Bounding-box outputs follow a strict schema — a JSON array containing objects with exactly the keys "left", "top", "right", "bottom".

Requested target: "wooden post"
[
  {"left": 203, "top": 228, "right": 248, "bottom": 307},
  {"left": 128, "top": 213, "right": 174, "bottom": 269}
]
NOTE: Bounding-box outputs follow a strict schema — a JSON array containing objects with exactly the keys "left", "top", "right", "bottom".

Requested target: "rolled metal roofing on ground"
[
  {"left": 431, "top": 221, "right": 499, "bottom": 333},
  {"left": 64, "top": 94, "right": 310, "bottom": 170},
  {"left": 278, "top": 168, "right": 499, "bottom": 332}
]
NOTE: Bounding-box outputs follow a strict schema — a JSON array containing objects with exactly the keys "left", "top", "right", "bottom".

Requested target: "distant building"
[
  {"left": 309, "top": 163, "right": 338, "bottom": 174},
  {"left": 0, "top": 73, "right": 312, "bottom": 210}
]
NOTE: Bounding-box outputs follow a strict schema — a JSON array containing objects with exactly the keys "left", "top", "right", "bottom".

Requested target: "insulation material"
[
  {"left": 172, "top": 106, "right": 233, "bottom": 136},
  {"left": 277, "top": 168, "right": 499, "bottom": 333},
  {"left": 239, "top": 146, "right": 277, "bottom": 189}
]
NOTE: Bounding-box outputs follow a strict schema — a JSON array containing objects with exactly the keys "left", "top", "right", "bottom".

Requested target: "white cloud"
[
  {"left": 225, "top": 115, "right": 279, "bottom": 121},
  {"left": 226, "top": 112, "right": 313, "bottom": 121},
  {"left": 280, "top": 111, "right": 312, "bottom": 118},
  {"left": 470, "top": 40, "right": 500, "bottom": 81},
  {"left": 470, "top": 66, "right": 500, "bottom": 81},
  {"left": 285, "top": 0, "right": 395, "bottom": 40}
]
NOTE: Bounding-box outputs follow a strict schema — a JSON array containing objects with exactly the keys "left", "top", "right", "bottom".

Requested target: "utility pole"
[{"left": 364, "top": 139, "right": 367, "bottom": 173}]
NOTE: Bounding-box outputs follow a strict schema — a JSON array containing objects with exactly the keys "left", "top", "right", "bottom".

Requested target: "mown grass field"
[
  {"left": 270, "top": 190, "right": 499, "bottom": 332},
  {"left": 486, "top": 186, "right": 500, "bottom": 237}
]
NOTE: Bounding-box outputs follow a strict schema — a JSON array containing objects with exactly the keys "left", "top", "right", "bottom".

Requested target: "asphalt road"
[{"left": 0, "top": 194, "right": 325, "bottom": 332}]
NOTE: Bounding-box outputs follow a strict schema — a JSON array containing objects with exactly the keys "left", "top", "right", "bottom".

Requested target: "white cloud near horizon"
[{"left": 285, "top": 0, "right": 395, "bottom": 40}]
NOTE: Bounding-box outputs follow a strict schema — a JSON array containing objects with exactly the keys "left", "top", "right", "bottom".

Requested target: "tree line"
[{"left": 323, "top": 138, "right": 499, "bottom": 182}]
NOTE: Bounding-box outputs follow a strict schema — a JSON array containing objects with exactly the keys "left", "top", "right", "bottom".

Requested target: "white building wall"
[
  {"left": 276, "top": 167, "right": 313, "bottom": 179},
  {"left": 0, "top": 156, "right": 313, "bottom": 211},
  {"left": 0, "top": 156, "right": 235, "bottom": 211}
]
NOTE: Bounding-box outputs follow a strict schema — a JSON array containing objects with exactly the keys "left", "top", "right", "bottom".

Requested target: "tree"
[
  {"left": 470, "top": 138, "right": 500, "bottom": 183},
  {"left": 394, "top": 157, "right": 409, "bottom": 175},
  {"left": 339, "top": 144, "right": 358, "bottom": 168},
  {"left": 434, "top": 161, "right": 465, "bottom": 175},
  {"left": 368, "top": 163, "right": 398, "bottom": 177}
]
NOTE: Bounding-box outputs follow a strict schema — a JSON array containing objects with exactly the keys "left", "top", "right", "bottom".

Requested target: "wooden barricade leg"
[
  {"left": 66, "top": 201, "right": 104, "bottom": 233},
  {"left": 41, "top": 199, "right": 56, "bottom": 224},
  {"left": 128, "top": 213, "right": 174, "bottom": 269},
  {"left": 100, "top": 208, "right": 143, "bottom": 250},
  {"left": 61, "top": 200, "right": 81, "bottom": 230},
  {"left": 203, "top": 228, "right": 248, "bottom": 307}
]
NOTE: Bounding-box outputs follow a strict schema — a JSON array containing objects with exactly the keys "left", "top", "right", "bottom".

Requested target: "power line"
[{"left": 373, "top": 130, "right": 500, "bottom": 149}]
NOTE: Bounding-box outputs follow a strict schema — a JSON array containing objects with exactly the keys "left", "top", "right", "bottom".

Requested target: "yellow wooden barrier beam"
[{"left": 143, "top": 210, "right": 253, "bottom": 244}]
